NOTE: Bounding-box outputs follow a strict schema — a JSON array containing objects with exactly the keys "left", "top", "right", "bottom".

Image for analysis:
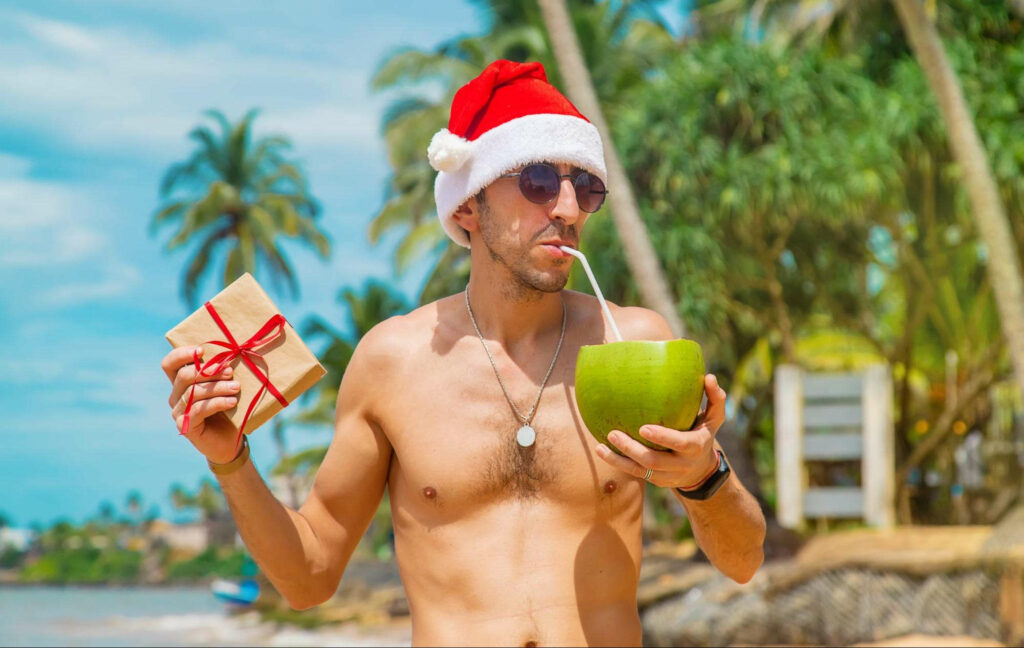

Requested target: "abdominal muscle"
[{"left": 391, "top": 490, "right": 645, "bottom": 647}]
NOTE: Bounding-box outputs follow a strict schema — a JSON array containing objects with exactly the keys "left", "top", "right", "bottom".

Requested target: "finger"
[
  {"left": 639, "top": 424, "right": 712, "bottom": 458},
  {"left": 169, "top": 363, "right": 234, "bottom": 408},
  {"left": 171, "top": 379, "right": 241, "bottom": 416},
  {"left": 605, "top": 430, "right": 680, "bottom": 472},
  {"left": 701, "top": 373, "right": 728, "bottom": 430},
  {"left": 174, "top": 395, "right": 238, "bottom": 435},
  {"left": 594, "top": 443, "right": 650, "bottom": 480},
  {"left": 162, "top": 346, "right": 205, "bottom": 383}
]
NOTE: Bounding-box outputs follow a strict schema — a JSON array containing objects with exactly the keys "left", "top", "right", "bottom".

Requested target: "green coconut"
[{"left": 575, "top": 339, "right": 706, "bottom": 452}]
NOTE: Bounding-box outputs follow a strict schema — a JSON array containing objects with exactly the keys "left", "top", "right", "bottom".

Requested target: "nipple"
[
  {"left": 603, "top": 480, "right": 617, "bottom": 494},
  {"left": 422, "top": 486, "right": 437, "bottom": 499}
]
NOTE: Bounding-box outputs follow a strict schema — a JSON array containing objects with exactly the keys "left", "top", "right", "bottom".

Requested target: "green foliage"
[
  {"left": 292, "top": 280, "right": 411, "bottom": 429},
  {"left": 0, "top": 546, "right": 24, "bottom": 569},
  {"left": 168, "top": 477, "right": 227, "bottom": 521},
  {"left": 164, "top": 547, "right": 247, "bottom": 582},
  {"left": 152, "top": 109, "right": 330, "bottom": 308},
  {"left": 21, "top": 546, "right": 142, "bottom": 584},
  {"left": 614, "top": 39, "right": 901, "bottom": 369}
]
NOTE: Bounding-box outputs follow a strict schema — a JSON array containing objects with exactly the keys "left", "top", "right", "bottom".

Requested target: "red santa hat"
[{"left": 429, "top": 59, "right": 607, "bottom": 248}]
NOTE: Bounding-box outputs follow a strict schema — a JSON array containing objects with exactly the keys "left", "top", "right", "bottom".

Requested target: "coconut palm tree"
[
  {"left": 152, "top": 109, "right": 330, "bottom": 308},
  {"left": 889, "top": 0, "right": 1024, "bottom": 411},
  {"left": 292, "top": 280, "right": 410, "bottom": 427},
  {"left": 537, "top": 0, "right": 685, "bottom": 335},
  {"left": 272, "top": 280, "right": 409, "bottom": 491}
]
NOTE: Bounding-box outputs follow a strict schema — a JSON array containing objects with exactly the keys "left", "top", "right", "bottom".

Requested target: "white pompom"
[{"left": 427, "top": 129, "right": 472, "bottom": 172}]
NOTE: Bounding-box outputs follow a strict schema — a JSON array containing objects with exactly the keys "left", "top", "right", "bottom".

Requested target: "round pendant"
[{"left": 516, "top": 425, "right": 536, "bottom": 447}]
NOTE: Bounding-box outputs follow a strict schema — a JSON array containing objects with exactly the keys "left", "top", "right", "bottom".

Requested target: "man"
[{"left": 161, "top": 60, "right": 765, "bottom": 646}]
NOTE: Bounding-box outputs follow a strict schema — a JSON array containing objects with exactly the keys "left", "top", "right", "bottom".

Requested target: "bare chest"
[{"left": 381, "top": 341, "right": 637, "bottom": 516}]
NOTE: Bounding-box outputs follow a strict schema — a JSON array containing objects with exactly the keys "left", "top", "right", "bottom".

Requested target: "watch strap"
[{"left": 675, "top": 450, "right": 730, "bottom": 501}]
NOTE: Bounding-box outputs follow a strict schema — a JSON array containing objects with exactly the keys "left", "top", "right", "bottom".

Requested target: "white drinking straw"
[{"left": 559, "top": 246, "right": 623, "bottom": 343}]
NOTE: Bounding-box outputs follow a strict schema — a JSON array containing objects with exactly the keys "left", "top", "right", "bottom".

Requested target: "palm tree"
[
  {"left": 169, "top": 483, "right": 193, "bottom": 512},
  {"left": 271, "top": 281, "right": 409, "bottom": 490},
  {"left": 152, "top": 109, "right": 330, "bottom": 308},
  {"left": 292, "top": 280, "right": 410, "bottom": 427},
  {"left": 889, "top": 0, "right": 1024, "bottom": 409},
  {"left": 371, "top": 29, "right": 548, "bottom": 303},
  {"left": 537, "top": 0, "right": 686, "bottom": 336}
]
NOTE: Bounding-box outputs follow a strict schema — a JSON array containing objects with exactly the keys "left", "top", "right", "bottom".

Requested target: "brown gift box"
[{"left": 165, "top": 272, "right": 326, "bottom": 436}]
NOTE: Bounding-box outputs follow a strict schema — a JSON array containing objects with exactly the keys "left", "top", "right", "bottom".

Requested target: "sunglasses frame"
[{"left": 499, "top": 163, "right": 608, "bottom": 213}]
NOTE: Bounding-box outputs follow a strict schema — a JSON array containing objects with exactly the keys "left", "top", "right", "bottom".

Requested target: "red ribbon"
[{"left": 181, "top": 301, "right": 290, "bottom": 452}]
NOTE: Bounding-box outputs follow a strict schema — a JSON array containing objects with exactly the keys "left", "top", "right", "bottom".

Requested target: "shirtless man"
[{"left": 161, "top": 60, "right": 766, "bottom": 646}]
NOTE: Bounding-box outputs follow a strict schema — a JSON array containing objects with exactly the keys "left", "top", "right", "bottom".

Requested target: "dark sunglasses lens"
[
  {"left": 574, "top": 173, "right": 606, "bottom": 212},
  {"left": 519, "top": 164, "right": 560, "bottom": 204}
]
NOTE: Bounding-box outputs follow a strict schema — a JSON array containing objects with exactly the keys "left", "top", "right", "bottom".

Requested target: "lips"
[
  {"left": 538, "top": 242, "right": 575, "bottom": 258},
  {"left": 538, "top": 240, "right": 576, "bottom": 249}
]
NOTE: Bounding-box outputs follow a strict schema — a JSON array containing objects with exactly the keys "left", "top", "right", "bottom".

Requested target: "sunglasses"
[{"left": 500, "top": 163, "right": 608, "bottom": 213}]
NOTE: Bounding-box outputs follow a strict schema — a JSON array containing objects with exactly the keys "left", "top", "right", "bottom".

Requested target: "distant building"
[
  {"left": 148, "top": 519, "right": 207, "bottom": 553},
  {"left": 0, "top": 528, "right": 30, "bottom": 551}
]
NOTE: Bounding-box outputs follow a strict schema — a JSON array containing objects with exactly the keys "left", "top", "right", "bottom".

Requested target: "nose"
[{"left": 549, "top": 176, "right": 582, "bottom": 225}]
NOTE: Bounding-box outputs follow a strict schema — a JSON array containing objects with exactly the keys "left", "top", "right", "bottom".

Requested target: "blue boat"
[{"left": 210, "top": 556, "right": 260, "bottom": 606}]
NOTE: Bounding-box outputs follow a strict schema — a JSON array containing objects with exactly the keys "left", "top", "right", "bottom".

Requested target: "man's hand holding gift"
[{"left": 163, "top": 345, "right": 245, "bottom": 465}]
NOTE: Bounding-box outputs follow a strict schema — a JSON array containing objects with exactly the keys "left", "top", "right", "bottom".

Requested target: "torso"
[{"left": 375, "top": 291, "right": 646, "bottom": 647}]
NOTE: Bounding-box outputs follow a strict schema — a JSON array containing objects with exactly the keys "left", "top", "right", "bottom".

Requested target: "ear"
[{"left": 450, "top": 195, "right": 480, "bottom": 235}]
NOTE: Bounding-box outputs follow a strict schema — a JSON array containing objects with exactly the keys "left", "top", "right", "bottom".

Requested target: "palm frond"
[{"left": 394, "top": 220, "right": 446, "bottom": 275}]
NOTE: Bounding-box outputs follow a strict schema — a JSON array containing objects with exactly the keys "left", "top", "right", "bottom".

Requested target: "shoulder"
[
  {"left": 349, "top": 308, "right": 426, "bottom": 371},
  {"left": 337, "top": 308, "right": 427, "bottom": 421},
  {"left": 564, "top": 291, "right": 675, "bottom": 343}
]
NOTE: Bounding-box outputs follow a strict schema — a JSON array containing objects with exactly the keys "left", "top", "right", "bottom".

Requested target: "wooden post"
[
  {"left": 775, "top": 365, "right": 804, "bottom": 529},
  {"left": 1001, "top": 564, "right": 1024, "bottom": 645},
  {"left": 862, "top": 364, "right": 895, "bottom": 528}
]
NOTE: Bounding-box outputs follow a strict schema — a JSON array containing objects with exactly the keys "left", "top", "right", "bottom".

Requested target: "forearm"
[
  {"left": 678, "top": 476, "right": 766, "bottom": 583},
  {"left": 213, "top": 457, "right": 336, "bottom": 608}
]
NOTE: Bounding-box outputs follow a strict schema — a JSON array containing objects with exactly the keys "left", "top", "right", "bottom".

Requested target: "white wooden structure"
[{"left": 774, "top": 364, "right": 894, "bottom": 529}]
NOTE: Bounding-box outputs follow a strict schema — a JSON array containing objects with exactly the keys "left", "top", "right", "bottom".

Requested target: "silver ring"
[{"left": 643, "top": 468, "right": 654, "bottom": 481}]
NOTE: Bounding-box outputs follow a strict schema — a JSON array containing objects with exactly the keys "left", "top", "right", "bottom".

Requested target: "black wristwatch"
[{"left": 675, "top": 450, "right": 731, "bottom": 501}]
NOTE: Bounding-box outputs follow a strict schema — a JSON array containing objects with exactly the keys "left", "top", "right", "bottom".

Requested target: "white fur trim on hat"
[{"left": 433, "top": 113, "right": 606, "bottom": 248}]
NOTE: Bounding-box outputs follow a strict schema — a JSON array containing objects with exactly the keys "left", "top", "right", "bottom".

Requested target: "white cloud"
[
  {"left": 0, "top": 175, "right": 141, "bottom": 306},
  {"left": 0, "top": 151, "right": 32, "bottom": 177},
  {"left": 1, "top": 225, "right": 105, "bottom": 267},
  {"left": 0, "top": 178, "right": 76, "bottom": 231},
  {"left": 0, "top": 11, "right": 383, "bottom": 156},
  {"left": 36, "top": 261, "right": 142, "bottom": 307},
  {"left": 17, "top": 12, "right": 103, "bottom": 56}
]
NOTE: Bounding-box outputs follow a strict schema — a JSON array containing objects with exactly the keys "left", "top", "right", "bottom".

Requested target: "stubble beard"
[{"left": 477, "top": 197, "right": 571, "bottom": 302}]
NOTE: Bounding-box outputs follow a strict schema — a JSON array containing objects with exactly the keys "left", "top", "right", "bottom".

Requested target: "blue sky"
[{"left": 0, "top": 0, "right": 493, "bottom": 527}]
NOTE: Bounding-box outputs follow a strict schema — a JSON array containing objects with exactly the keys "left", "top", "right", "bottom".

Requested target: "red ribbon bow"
[{"left": 181, "top": 302, "right": 290, "bottom": 452}]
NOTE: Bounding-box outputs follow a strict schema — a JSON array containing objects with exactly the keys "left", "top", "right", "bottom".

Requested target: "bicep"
[{"left": 297, "top": 336, "right": 394, "bottom": 580}]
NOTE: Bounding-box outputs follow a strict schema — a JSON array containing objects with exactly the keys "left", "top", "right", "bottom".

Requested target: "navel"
[
  {"left": 422, "top": 486, "right": 437, "bottom": 500},
  {"left": 603, "top": 479, "right": 618, "bottom": 494},
  {"left": 524, "top": 641, "right": 538, "bottom": 648}
]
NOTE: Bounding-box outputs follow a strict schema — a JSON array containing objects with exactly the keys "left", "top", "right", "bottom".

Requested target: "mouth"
[{"left": 538, "top": 240, "right": 576, "bottom": 258}]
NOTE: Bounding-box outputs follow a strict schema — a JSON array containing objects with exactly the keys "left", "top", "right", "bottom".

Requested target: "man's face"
[{"left": 473, "top": 161, "right": 590, "bottom": 294}]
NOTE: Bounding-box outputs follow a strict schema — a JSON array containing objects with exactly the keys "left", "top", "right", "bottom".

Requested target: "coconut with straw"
[{"left": 559, "top": 246, "right": 706, "bottom": 453}]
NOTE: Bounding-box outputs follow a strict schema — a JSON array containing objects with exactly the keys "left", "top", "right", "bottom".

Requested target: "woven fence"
[{"left": 642, "top": 567, "right": 1002, "bottom": 646}]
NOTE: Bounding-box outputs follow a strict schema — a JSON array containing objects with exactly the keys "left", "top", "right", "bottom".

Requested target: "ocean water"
[
  {"left": 0, "top": 586, "right": 410, "bottom": 647},
  {"left": 0, "top": 586, "right": 226, "bottom": 646}
]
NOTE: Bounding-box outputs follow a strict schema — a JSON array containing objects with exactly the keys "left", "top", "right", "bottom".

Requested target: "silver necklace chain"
[{"left": 465, "top": 287, "right": 566, "bottom": 427}]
